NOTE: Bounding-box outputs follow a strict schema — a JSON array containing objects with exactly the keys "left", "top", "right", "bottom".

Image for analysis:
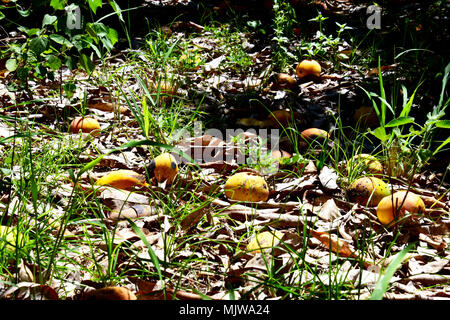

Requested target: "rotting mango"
[
  {"left": 225, "top": 172, "right": 269, "bottom": 202},
  {"left": 347, "top": 176, "right": 390, "bottom": 207},
  {"left": 273, "top": 73, "right": 296, "bottom": 90}
]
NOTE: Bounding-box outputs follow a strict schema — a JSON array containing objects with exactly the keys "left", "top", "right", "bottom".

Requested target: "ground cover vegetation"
[{"left": 0, "top": 0, "right": 449, "bottom": 300}]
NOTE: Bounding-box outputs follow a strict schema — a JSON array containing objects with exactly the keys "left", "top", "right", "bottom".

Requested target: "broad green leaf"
[
  {"left": 50, "top": 0, "right": 66, "bottom": 10},
  {"left": 370, "top": 244, "right": 414, "bottom": 300},
  {"left": 400, "top": 84, "right": 408, "bottom": 115},
  {"left": 64, "top": 55, "right": 76, "bottom": 70},
  {"left": 87, "top": 23, "right": 117, "bottom": 52},
  {"left": 49, "top": 34, "right": 73, "bottom": 47},
  {"left": 88, "top": 0, "right": 103, "bottom": 14},
  {"left": 107, "top": 27, "right": 118, "bottom": 46},
  {"left": 385, "top": 116, "right": 414, "bottom": 128},
  {"left": 78, "top": 53, "right": 95, "bottom": 74},
  {"left": 89, "top": 43, "right": 102, "bottom": 59},
  {"left": 88, "top": 22, "right": 108, "bottom": 37},
  {"left": 5, "top": 59, "right": 17, "bottom": 72},
  {"left": 46, "top": 54, "right": 62, "bottom": 71},
  {"left": 108, "top": 0, "right": 124, "bottom": 22},
  {"left": 370, "top": 126, "right": 389, "bottom": 142},
  {"left": 35, "top": 65, "right": 47, "bottom": 78},
  {"left": 435, "top": 120, "right": 450, "bottom": 129},
  {"left": 100, "top": 34, "right": 114, "bottom": 52},
  {"left": 71, "top": 34, "right": 92, "bottom": 51},
  {"left": 0, "top": 11, "right": 5, "bottom": 21},
  {"left": 17, "top": 67, "right": 29, "bottom": 81},
  {"left": 29, "top": 37, "right": 49, "bottom": 57},
  {"left": 85, "top": 24, "right": 99, "bottom": 43},
  {"left": 24, "top": 28, "right": 40, "bottom": 37},
  {"left": 42, "top": 14, "right": 58, "bottom": 27},
  {"left": 63, "top": 82, "right": 76, "bottom": 99}
]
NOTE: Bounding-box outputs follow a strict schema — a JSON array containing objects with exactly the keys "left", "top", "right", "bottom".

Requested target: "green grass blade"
[
  {"left": 437, "top": 63, "right": 450, "bottom": 111},
  {"left": 378, "top": 56, "right": 387, "bottom": 126},
  {"left": 432, "top": 136, "right": 450, "bottom": 156},
  {"left": 394, "top": 48, "right": 434, "bottom": 60},
  {"left": 400, "top": 81, "right": 423, "bottom": 118},
  {"left": 127, "top": 218, "right": 165, "bottom": 296},
  {"left": 385, "top": 116, "right": 414, "bottom": 128},
  {"left": 370, "top": 243, "right": 414, "bottom": 300}
]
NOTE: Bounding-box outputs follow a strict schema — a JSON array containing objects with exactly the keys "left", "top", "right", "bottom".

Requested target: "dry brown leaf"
[
  {"left": 418, "top": 232, "right": 447, "bottom": 251},
  {"left": 135, "top": 280, "right": 213, "bottom": 300},
  {"left": 319, "top": 166, "right": 340, "bottom": 191},
  {"left": 311, "top": 230, "right": 355, "bottom": 258},
  {"left": 180, "top": 207, "right": 209, "bottom": 231},
  {"left": 403, "top": 274, "right": 450, "bottom": 286},
  {"left": 82, "top": 286, "right": 137, "bottom": 300},
  {"left": 407, "top": 255, "right": 450, "bottom": 276},
  {"left": 367, "top": 63, "right": 399, "bottom": 76},
  {"left": 2, "top": 282, "right": 59, "bottom": 300},
  {"left": 318, "top": 199, "right": 341, "bottom": 221},
  {"left": 310, "top": 230, "right": 374, "bottom": 269},
  {"left": 176, "top": 134, "right": 230, "bottom": 164},
  {"left": 109, "top": 205, "right": 156, "bottom": 220},
  {"left": 419, "top": 194, "right": 448, "bottom": 209}
]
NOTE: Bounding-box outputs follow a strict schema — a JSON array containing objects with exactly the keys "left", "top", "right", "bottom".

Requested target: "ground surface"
[{"left": 0, "top": 0, "right": 449, "bottom": 300}]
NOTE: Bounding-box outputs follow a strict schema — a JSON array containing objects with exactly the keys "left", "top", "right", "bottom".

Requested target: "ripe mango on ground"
[
  {"left": 377, "top": 191, "right": 426, "bottom": 225},
  {"left": 69, "top": 116, "right": 101, "bottom": 135},
  {"left": 148, "top": 152, "right": 178, "bottom": 184},
  {"left": 347, "top": 176, "right": 390, "bottom": 207},
  {"left": 95, "top": 170, "right": 148, "bottom": 191},
  {"left": 300, "top": 128, "right": 329, "bottom": 142},
  {"left": 225, "top": 172, "right": 269, "bottom": 202},
  {"left": 296, "top": 59, "right": 321, "bottom": 80},
  {"left": 246, "top": 230, "right": 283, "bottom": 254},
  {"left": 350, "top": 154, "right": 383, "bottom": 174},
  {"left": 267, "top": 109, "right": 302, "bottom": 128},
  {"left": 272, "top": 73, "right": 296, "bottom": 90}
]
